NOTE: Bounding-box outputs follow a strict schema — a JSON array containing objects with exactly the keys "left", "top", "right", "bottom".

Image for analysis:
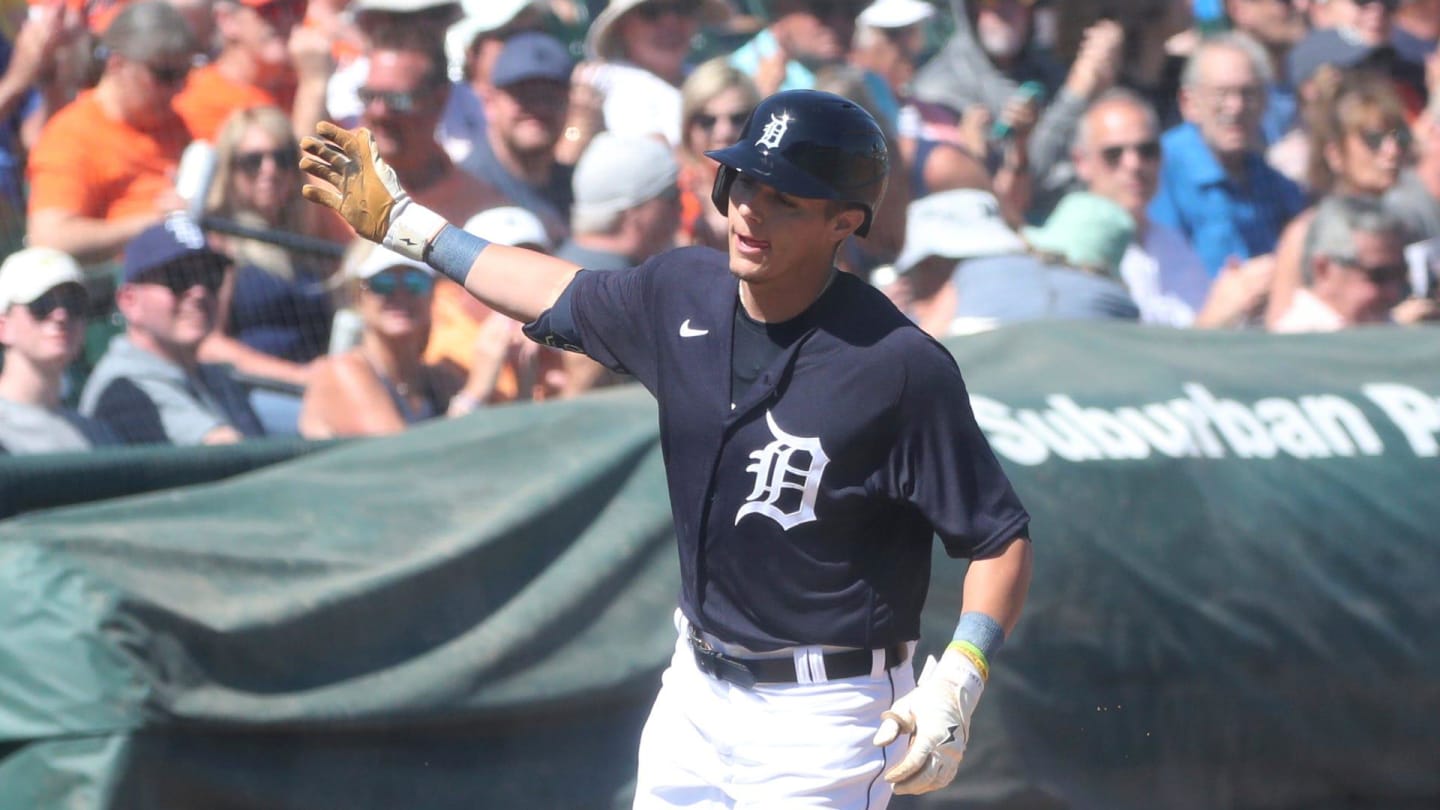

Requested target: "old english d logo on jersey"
[
  {"left": 736, "top": 411, "right": 829, "bottom": 531},
  {"left": 755, "top": 113, "right": 792, "bottom": 151}
]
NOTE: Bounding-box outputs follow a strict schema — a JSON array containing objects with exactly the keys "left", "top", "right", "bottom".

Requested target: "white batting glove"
[
  {"left": 872, "top": 646, "right": 986, "bottom": 795},
  {"left": 299, "top": 122, "right": 446, "bottom": 262}
]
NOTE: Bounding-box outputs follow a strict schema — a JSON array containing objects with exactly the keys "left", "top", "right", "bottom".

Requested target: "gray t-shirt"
[
  {"left": 78, "top": 336, "right": 263, "bottom": 446},
  {"left": 1384, "top": 169, "right": 1440, "bottom": 244},
  {"left": 952, "top": 253, "right": 1141, "bottom": 323},
  {"left": 0, "top": 398, "right": 113, "bottom": 455}
]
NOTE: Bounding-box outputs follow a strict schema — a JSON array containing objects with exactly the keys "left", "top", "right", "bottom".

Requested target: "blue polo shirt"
[
  {"left": 524, "top": 247, "right": 1030, "bottom": 651},
  {"left": 1148, "top": 122, "right": 1307, "bottom": 277}
]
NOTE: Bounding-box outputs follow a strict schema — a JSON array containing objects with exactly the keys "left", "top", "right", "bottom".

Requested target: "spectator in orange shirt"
[
  {"left": 25, "top": 1, "right": 196, "bottom": 263},
  {"left": 173, "top": 0, "right": 333, "bottom": 141}
]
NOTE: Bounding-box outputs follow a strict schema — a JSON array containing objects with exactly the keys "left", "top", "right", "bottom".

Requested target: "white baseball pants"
[{"left": 633, "top": 611, "right": 916, "bottom": 809}]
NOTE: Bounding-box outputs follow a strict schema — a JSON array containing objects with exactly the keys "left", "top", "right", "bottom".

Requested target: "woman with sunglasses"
[
  {"left": 198, "top": 106, "right": 348, "bottom": 433},
  {"left": 675, "top": 58, "right": 761, "bottom": 251},
  {"left": 1267, "top": 69, "right": 1416, "bottom": 327},
  {"left": 0, "top": 248, "right": 116, "bottom": 454},
  {"left": 297, "top": 244, "right": 460, "bottom": 439}
]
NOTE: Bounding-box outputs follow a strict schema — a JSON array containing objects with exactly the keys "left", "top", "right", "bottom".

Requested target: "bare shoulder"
[{"left": 922, "top": 143, "right": 991, "bottom": 194}]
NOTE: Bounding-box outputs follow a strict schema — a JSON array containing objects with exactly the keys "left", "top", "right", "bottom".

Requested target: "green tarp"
[{"left": 1, "top": 321, "right": 1438, "bottom": 809}]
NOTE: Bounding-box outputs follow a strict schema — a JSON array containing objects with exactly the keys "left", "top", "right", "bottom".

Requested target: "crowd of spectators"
[{"left": 0, "top": 0, "right": 1436, "bottom": 454}]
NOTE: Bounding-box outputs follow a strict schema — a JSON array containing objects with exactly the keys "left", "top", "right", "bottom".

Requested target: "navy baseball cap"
[
  {"left": 490, "top": 31, "right": 573, "bottom": 88},
  {"left": 1287, "top": 28, "right": 1394, "bottom": 89},
  {"left": 122, "top": 214, "right": 229, "bottom": 284}
]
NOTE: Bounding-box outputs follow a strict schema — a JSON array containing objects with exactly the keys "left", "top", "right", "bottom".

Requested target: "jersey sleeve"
[
  {"left": 523, "top": 261, "right": 660, "bottom": 391},
  {"left": 887, "top": 347, "right": 1030, "bottom": 559}
]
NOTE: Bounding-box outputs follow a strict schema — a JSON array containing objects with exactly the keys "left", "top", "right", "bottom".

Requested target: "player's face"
[{"left": 725, "top": 173, "right": 851, "bottom": 285}]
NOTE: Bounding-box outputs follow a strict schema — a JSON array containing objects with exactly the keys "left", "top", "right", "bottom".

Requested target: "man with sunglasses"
[
  {"left": 1074, "top": 89, "right": 1218, "bottom": 327},
  {"left": 301, "top": 87, "right": 1032, "bottom": 808},
  {"left": 0, "top": 248, "right": 116, "bottom": 454},
  {"left": 1272, "top": 194, "right": 1415, "bottom": 331},
  {"left": 80, "top": 215, "right": 265, "bottom": 445},
  {"left": 26, "top": 1, "right": 198, "bottom": 263}
]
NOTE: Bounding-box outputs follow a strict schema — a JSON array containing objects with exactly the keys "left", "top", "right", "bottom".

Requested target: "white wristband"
[{"left": 382, "top": 201, "right": 448, "bottom": 262}]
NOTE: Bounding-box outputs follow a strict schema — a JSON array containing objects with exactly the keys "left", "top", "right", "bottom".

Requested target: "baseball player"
[{"left": 299, "top": 89, "right": 1033, "bottom": 808}]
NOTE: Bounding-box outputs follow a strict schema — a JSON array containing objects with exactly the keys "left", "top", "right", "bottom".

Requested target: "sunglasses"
[
  {"left": 364, "top": 269, "right": 435, "bottom": 297},
  {"left": 1357, "top": 127, "right": 1412, "bottom": 153},
  {"left": 137, "top": 264, "right": 226, "bottom": 295},
  {"left": 146, "top": 61, "right": 191, "bottom": 86},
  {"left": 233, "top": 146, "right": 300, "bottom": 175},
  {"left": 635, "top": 0, "right": 700, "bottom": 20},
  {"left": 25, "top": 284, "right": 88, "bottom": 321},
  {"left": 694, "top": 111, "right": 750, "bottom": 131},
  {"left": 1334, "top": 257, "right": 1408, "bottom": 285},
  {"left": 358, "top": 87, "right": 424, "bottom": 113},
  {"left": 1099, "top": 140, "right": 1161, "bottom": 167}
]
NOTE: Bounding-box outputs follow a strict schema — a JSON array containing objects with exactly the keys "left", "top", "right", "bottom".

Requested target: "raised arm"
[{"left": 298, "top": 122, "right": 579, "bottom": 323}]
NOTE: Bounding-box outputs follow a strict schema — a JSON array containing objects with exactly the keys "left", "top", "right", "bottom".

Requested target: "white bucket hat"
[{"left": 584, "top": 0, "right": 731, "bottom": 62}]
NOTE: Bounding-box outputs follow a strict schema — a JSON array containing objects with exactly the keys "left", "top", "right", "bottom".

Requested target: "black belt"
[{"left": 687, "top": 625, "right": 904, "bottom": 689}]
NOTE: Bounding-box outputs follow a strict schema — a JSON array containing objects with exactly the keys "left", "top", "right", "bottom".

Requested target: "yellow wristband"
[{"left": 947, "top": 640, "right": 990, "bottom": 682}]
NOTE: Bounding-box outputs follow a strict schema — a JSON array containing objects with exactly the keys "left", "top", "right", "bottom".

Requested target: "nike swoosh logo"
[{"left": 679, "top": 319, "right": 709, "bottom": 338}]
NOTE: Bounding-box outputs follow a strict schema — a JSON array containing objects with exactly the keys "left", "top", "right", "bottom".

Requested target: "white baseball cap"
[
  {"left": 895, "top": 189, "right": 1025, "bottom": 274},
  {"left": 572, "top": 132, "right": 678, "bottom": 222},
  {"left": 0, "top": 247, "right": 85, "bottom": 310},
  {"left": 857, "top": 0, "right": 935, "bottom": 29},
  {"left": 464, "top": 206, "right": 553, "bottom": 251},
  {"left": 349, "top": 245, "right": 435, "bottom": 281}
]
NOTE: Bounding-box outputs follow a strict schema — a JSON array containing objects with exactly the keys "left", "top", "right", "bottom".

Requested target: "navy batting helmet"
[{"left": 706, "top": 89, "right": 889, "bottom": 237}]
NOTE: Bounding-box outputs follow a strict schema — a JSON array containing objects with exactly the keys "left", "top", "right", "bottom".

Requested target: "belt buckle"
[{"left": 688, "top": 627, "right": 757, "bottom": 689}]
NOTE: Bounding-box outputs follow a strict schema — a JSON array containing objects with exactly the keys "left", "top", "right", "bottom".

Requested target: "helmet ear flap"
[{"left": 711, "top": 166, "right": 737, "bottom": 215}]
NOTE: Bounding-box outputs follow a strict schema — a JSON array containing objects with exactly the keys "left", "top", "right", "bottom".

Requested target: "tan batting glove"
[
  {"left": 298, "top": 121, "right": 445, "bottom": 261},
  {"left": 872, "top": 646, "right": 986, "bottom": 795}
]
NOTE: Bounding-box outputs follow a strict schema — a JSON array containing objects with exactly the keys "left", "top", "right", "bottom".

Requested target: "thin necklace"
[{"left": 360, "top": 347, "right": 416, "bottom": 398}]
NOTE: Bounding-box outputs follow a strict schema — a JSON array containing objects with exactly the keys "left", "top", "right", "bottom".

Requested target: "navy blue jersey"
[{"left": 526, "top": 246, "right": 1030, "bottom": 651}]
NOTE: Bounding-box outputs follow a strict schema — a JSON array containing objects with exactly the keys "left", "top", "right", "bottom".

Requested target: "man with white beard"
[{"left": 908, "top": 0, "right": 1125, "bottom": 217}]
